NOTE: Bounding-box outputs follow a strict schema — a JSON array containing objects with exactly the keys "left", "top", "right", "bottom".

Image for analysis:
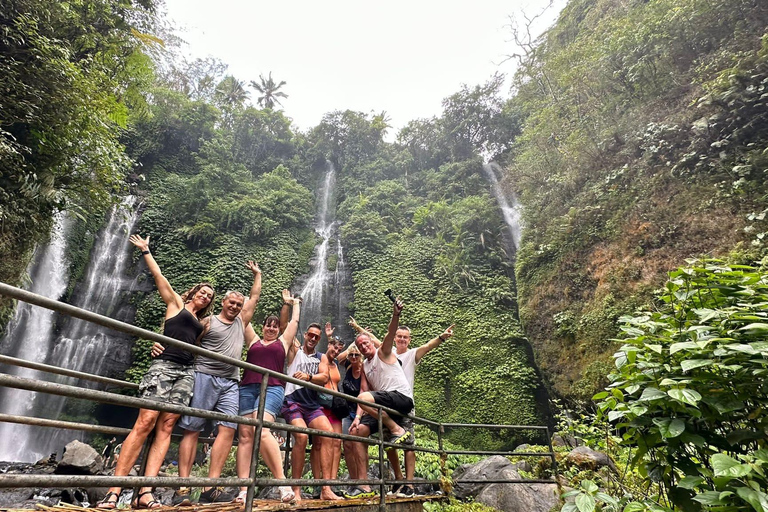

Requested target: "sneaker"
[
  {"left": 198, "top": 487, "right": 237, "bottom": 504},
  {"left": 387, "top": 485, "right": 403, "bottom": 496},
  {"left": 397, "top": 486, "right": 414, "bottom": 498},
  {"left": 171, "top": 488, "right": 192, "bottom": 506},
  {"left": 390, "top": 430, "right": 412, "bottom": 446},
  {"left": 343, "top": 487, "right": 377, "bottom": 499}
]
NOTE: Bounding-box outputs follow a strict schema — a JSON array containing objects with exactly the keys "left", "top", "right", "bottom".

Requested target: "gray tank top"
[{"left": 194, "top": 316, "right": 244, "bottom": 380}]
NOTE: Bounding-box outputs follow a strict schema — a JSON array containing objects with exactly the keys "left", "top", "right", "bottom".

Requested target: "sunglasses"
[
  {"left": 348, "top": 353, "right": 360, "bottom": 358},
  {"left": 306, "top": 333, "right": 321, "bottom": 340}
]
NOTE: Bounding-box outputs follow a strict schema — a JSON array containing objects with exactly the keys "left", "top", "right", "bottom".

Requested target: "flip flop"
[{"left": 96, "top": 491, "right": 119, "bottom": 509}]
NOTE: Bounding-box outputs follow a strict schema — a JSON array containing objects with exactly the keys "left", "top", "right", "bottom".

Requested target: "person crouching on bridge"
[
  {"left": 280, "top": 322, "right": 341, "bottom": 502},
  {"left": 96, "top": 235, "right": 215, "bottom": 509},
  {"left": 234, "top": 291, "right": 302, "bottom": 504},
  {"left": 344, "top": 298, "right": 415, "bottom": 499}
]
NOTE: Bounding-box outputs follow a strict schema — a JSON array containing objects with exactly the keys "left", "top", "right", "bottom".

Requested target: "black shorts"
[{"left": 359, "top": 391, "right": 413, "bottom": 434}]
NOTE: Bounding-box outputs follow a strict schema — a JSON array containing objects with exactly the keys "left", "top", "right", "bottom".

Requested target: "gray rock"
[
  {"left": 552, "top": 434, "right": 582, "bottom": 448},
  {"left": 453, "top": 456, "right": 559, "bottom": 512},
  {"left": 0, "top": 488, "right": 35, "bottom": 507},
  {"left": 515, "top": 444, "right": 531, "bottom": 452},
  {"left": 511, "top": 460, "right": 533, "bottom": 473},
  {"left": 566, "top": 446, "right": 618, "bottom": 473},
  {"left": 56, "top": 440, "right": 103, "bottom": 475}
]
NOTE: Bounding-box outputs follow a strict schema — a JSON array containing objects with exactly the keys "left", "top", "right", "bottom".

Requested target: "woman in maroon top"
[{"left": 235, "top": 290, "right": 300, "bottom": 504}]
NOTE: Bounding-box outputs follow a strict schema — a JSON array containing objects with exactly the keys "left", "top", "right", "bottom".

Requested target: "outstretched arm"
[
  {"left": 415, "top": 324, "right": 454, "bottom": 363},
  {"left": 282, "top": 296, "right": 301, "bottom": 362},
  {"left": 349, "top": 317, "right": 382, "bottom": 346},
  {"left": 279, "top": 289, "right": 292, "bottom": 334},
  {"left": 380, "top": 298, "right": 404, "bottom": 359},
  {"left": 239, "top": 261, "right": 262, "bottom": 325},
  {"left": 130, "top": 235, "right": 181, "bottom": 312}
]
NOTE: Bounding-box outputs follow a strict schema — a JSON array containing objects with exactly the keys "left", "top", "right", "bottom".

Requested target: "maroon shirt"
[{"left": 241, "top": 339, "right": 286, "bottom": 387}]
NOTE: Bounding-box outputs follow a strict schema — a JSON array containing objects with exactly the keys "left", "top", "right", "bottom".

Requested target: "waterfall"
[
  {"left": 0, "top": 213, "right": 73, "bottom": 462},
  {"left": 297, "top": 162, "right": 353, "bottom": 344},
  {"left": 483, "top": 162, "right": 523, "bottom": 251},
  {"left": 0, "top": 197, "right": 141, "bottom": 462}
]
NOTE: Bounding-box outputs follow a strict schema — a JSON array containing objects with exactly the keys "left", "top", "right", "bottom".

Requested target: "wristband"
[
  {"left": 306, "top": 373, "right": 312, "bottom": 382},
  {"left": 438, "top": 335, "right": 446, "bottom": 342},
  {"left": 141, "top": 250, "right": 150, "bottom": 255}
]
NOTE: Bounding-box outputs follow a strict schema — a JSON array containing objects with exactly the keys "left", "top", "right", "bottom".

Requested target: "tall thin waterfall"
[
  {"left": 483, "top": 162, "right": 523, "bottom": 251},
  {"left": 0, "top": 214, "right": 73, "bottom": 462},
  {"left": 298, "top": 162, "right": 352, "bottom": 343},
  {"left": 0, "top": 197, "right": 141, "bottom": 462}
]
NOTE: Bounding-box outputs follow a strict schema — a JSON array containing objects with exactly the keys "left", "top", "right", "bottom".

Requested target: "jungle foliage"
[
  {"left": 0, "top": 0, "right": 158, "bottom": 324},
  {"left": 555, "top": 259, "right": 768, "bottom": 512},
  {"left": 505, "top": 0, "right": 768, "bottom": 400}
]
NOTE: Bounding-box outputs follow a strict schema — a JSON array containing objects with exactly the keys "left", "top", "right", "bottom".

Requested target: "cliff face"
[{"left": 505, "top": 0, "right": 768, "bottom": 400}]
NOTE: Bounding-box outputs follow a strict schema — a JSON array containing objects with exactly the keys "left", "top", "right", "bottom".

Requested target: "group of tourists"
[{"left": 95, "top": 234, "right": 453, "bottom": 508}]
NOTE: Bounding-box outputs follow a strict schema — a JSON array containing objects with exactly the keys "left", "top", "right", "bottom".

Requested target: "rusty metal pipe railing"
[
  {"left": 0, "top": 355, "right": 139, "bottom": 390},
  {"left": 0, "top": 280, "right": 558, "bottom": 504}
]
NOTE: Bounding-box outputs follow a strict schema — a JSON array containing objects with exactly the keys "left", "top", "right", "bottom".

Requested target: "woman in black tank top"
[{"left": 97, "top": 235, "right": 215, "bottom": 509}]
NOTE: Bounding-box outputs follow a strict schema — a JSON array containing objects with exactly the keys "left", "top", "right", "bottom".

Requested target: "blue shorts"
[
  {"left": 177, "top": 372, "right": 239, "bottom": 431},
  {"left": 238, "top": 383, "right": 284, "bottom": 418}
]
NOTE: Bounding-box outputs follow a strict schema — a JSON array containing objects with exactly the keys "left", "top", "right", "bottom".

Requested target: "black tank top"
[{"left": 157, "top": 308, "right": 204, "bottom": 366}]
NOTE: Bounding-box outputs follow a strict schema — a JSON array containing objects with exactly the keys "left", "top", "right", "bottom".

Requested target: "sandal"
[
  {"left": 132, "top": 490, "right": 161, "bottom": 509},
  {"left": 96, "top": 491, "right": 120, "bottom": 509},
  {"left": 234, "top": 490, "right": 248, "bottom": 504},
  {"left": 278, "top": 486, "right": 296, "bottom": 503}
]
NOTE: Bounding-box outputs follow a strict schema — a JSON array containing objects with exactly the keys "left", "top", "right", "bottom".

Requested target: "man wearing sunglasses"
[{"left": 280, "top": 324, "right": 340, "bottom": 501}]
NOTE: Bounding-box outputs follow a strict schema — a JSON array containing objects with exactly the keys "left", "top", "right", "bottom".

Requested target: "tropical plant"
[
  {"left": 595, "top": 258, "right": 768, "bottom": 511},
  {"left": 250, "top": 72, "right": 288, "bottom": 109}
]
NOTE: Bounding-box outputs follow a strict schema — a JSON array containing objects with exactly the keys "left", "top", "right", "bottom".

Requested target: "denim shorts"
[
  {"left": 238, "top": 383, "right": 284, "bottom": 418},
  {"left": 177, "top": 372, "right": 239, "bottom": 431}
]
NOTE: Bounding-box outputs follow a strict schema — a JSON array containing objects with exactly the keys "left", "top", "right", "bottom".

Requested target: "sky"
[{"left": 162, "top": 0, "right": 565, "bottom": 135}]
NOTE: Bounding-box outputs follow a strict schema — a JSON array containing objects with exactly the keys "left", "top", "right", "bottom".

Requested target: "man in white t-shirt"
[
  {"left": 344, "top": 299, "right": 415, "bottom": 499},
  {"left": 387, "top": 323, "right": 453, "bottom": 497}
]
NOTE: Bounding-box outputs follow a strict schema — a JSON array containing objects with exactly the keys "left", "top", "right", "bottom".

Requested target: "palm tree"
[
  {"left": 214, "top": 76, "right": 249, "bottom": 107},
  {"left": 249, "top": 72, "right": 288, "bottom": 109}
]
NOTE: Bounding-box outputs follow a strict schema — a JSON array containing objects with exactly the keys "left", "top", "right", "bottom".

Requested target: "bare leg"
[
  {"left": 307, "top": 415, "right": 341, "bottom": 500},
  {"left": 404, "top": 450, "right": 416, "bottom": 487},
  {"left": 177, "top": 429, "right": 200, "bottom": 478},
  {"left": 207, "top": 425, "right": 235, "bottom": 480},
  {"left": 329, "top": 422, "right": 342, "bottom": 484},
  {"left": 136, "top": 412, "right": 181, "bottom": 497},
  {"left": 356, "top": 392, "right": 404, "bottom": 435},
  {"left": 235, "top": 414, "right": 256, "bottom": 493},
  {"left": 100, "top": 408, "right": 159, "bottom": 502},
  {"left": 387, "top": 448, "right": 403, "bottom": 480},
  {"left": 347, "top": 424, "right": 371, "bottom": 492},
  {"left": 289, "top": 420, "right": 309, "bottom": 502}
]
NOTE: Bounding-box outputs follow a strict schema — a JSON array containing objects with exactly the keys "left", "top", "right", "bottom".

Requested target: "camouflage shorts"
[{"left": 139, "top": 360, "right": 195, "bottom": 406}]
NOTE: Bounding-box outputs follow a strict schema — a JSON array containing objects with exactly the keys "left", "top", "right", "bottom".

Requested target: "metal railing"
[{"left": 0, "top": 282, "right": 558, "bottom": 511}]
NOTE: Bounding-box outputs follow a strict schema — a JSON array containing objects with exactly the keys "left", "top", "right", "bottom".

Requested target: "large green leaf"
[
  {"left": 667, "top": 388, "right": 702, "bottom": 406},
  {"left": 576, "top": 492, "right": 596, "bottom": 512},
  {"left": 736, "top": 487, "right": 768, "bottom": 512},
  {"left": 711, "top": 453, "right": 752, "bottom": 478},
  {"left": 680, "top": 359, "right": 714, "bottom": 372},
  {"left": 652, "top": 417, "right": 685, "bottom": 438},
  {"left": 640, "top": 387, "right": 667, "bottom": 401}
]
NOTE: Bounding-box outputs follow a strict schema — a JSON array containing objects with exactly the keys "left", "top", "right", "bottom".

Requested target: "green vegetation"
[
  {"left": 505, "top": 0, "right": 768, "bottom": 400},
  {"left": 557, "top": 259, "right": 768, "bottom": 511}
]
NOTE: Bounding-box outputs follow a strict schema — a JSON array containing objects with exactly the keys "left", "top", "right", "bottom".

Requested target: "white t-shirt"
[
  {"left": 364, "top": 348, "right": 413, "bottom": 399},
  {"left": 396, "top": 348, "right": 418, "bottom": 392}
]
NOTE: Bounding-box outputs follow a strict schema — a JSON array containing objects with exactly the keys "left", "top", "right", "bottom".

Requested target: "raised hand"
[
  {"left": 393, "top": 297, "right": 404, "bottom": 316},
  {"left": 246, "top": 260, "right": 261, "bottom": 275},
  {"left": 282, "top": 289, "right": 292, "bottom": 304},
  {"left": 129, "top": 234, "right": 149, "bottom": 252},
  {"left": 441, "top": 324, "right": 455, "bottom": 340},
  {"left": 325, "top": 322, "right": 334, "bottom": 338}
]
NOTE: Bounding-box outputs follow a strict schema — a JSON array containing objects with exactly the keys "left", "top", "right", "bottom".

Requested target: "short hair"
[
  {"left": 355, "top": 333, "right": 371, "bottom": 344},
  {"left": 397, "top": 325, "right": 411, "bottom": 334},
  {"left": 263, "top": 315, "right": 279, "bottom": 327},
  {"left": 306, "top": 322, "right": 322, "bottom": 333},
  {"left": 223, "top": 290, "right": 245, "bottom": 301},
  {"left": 331, "top": 335, "right": 344, "bottom": 346}
]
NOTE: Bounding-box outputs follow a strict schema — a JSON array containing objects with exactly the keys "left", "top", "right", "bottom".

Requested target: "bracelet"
[
  {"left": 438, "top": 335, "right": 446, "bottom": 342},
  {"left": 306, "top": 373, "right": 312, "bottom": 382},
  {"left": 141, "top": 250, "right": 150, "bottom": 255},
  {"left": 355, "top": 414, "right": 362, "bottom": 419}
]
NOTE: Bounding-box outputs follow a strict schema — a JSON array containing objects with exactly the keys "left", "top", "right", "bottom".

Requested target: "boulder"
[
  {"left": 0, "top": 488, "right": 35, "bottom": 508},
  {"left": 566, "top": 446, "right": 618, "bottom": 473},
  {"left": 552, "top": 434, "right": 582, "bottom": 448},
  {"left": 56, "top": 440, "right": 103, "bottom": 475},
  {"left": 511, "top": 460, "right": 533, "bottom": 473},
  {"left": 453, "top": 456, "right": 559, "bottom": 512}
]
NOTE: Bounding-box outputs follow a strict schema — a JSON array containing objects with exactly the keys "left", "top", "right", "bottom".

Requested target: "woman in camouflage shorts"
[{"left": 97, "top": 235, "right": 215, "bottom": 509}]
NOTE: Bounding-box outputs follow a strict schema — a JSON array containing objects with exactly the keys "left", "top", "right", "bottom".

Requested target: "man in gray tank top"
[{"left": 162, "top": 261, "right": 262, "bottom": 504}]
